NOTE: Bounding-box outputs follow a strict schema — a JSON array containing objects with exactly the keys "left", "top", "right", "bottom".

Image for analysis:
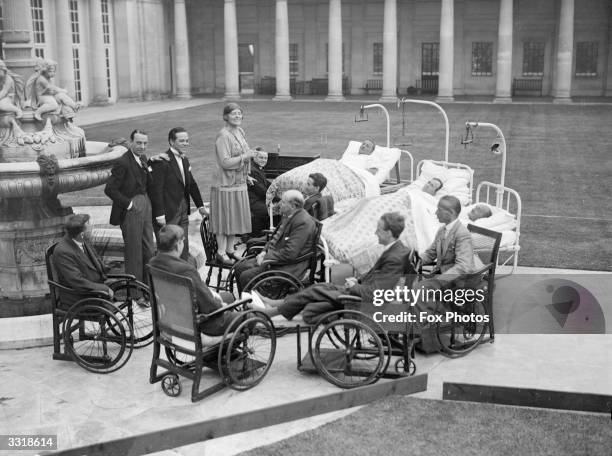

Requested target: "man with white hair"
[{"left": 233, "top": 189, "right": 317, "bottom": 292}]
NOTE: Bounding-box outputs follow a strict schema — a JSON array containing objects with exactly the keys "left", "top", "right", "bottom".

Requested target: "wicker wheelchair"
[
  {"left": 46, "top": 243, "right": 153, "bottom": 374},
  {"left": 147, "top": 265, "right": 277, "bottom": 402}
]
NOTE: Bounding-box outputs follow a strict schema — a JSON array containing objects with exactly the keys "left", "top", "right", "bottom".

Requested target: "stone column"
[
  {"left": 274, "top": 0, "right": 292, "bottom": 100},
  {"left": 436, "top": 0, "right": 454, "bottom": 102},
  {"left": 2, "top": 0, "right": 36, "bottom": 79},
  {"left": 55, "top": 0, "right": 76, "bottom": 99},
  {"left": 326, "top": 0, "right": 344, "bottom": 101},
  {"left": 224, "top": 0, "right": 240, "bottom": 100},
  {"left": 380, "top": 0, "right": 398, "bottom": 102},
  {"left": 174, "top": 0, "right": 192, "bottom": 98},
  {"left": 553, "top": 0, "right": 574, "bottom": 103},
  {"left": 89, "top": 0, "right": 109, "bottom": 104},
  {"left": 493, "top": 0, "right": 513, "bottom": 102}
]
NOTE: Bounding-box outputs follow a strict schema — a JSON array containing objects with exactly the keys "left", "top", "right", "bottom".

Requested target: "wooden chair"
[{"left": 200, "top": 215, "right": 234, "bottom": 291}]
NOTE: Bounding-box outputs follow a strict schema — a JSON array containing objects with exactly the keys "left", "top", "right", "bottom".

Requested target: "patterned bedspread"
[{"left": 265, "top": 158, "right": 379, "bottom": 206}]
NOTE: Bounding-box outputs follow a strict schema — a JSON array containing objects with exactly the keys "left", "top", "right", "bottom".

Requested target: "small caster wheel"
[
  {"left": 161, "top": 374, "right": 182, "bottom": 397},
  {"left": 395, "top": 358, "right": 416, "bottom": 375}
]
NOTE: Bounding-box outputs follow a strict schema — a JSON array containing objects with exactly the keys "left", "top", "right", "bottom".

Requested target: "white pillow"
[
  {"left": 414, "top": 160, "right": 473, "bottom": 205},
  {"left": 462, "top": 203, "right": 517, "bottom": 231},
  {"left": 341, "top": 141, "right": 401, "bottom": 185}
]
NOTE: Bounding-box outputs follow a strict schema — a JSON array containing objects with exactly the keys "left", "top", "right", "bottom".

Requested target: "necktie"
[{"left": 138, "top": 154, "right": 148, "bottom": 171}]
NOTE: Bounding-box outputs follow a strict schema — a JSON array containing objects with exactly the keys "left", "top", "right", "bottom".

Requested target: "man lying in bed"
[{"left": 339, "top": 138, "right": 380, "bottom": 175}]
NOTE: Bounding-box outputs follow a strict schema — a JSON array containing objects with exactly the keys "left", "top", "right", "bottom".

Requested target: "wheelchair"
[
  {"left": 46, "top": 243, "right": 153, "bottom": 374},
  {"left": 294, "top": 224, "right": 502, "bottom": 387},
  {"left": 147, "top": 265, "right": 277, "bottom": 402}
]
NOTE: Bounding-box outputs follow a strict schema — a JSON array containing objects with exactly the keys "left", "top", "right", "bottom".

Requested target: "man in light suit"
[
  {"left": 104, "top": 129, "right": 155, "bottom": 284},
  {"left": 416, "top": 195, "right": 478, "bottom": 312},
  {"left": 52, "top": 214, "right": 114, "bottom": 309},
  {"left": 233, "top": 189, "right": 317, "bottom": 293},
  {"left": 150, "top": 127, "right": 207, "bottom": 260},
  {"left": 149, "top": 225, "right": 246, "bottom": 336},
  {"left": 254, "top": 212, "right": 411, "bottom": 324}
]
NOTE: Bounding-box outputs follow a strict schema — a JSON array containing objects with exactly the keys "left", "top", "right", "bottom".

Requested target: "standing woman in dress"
[{"left": 210, "top": 103, "right": 255, "bottom": 264}]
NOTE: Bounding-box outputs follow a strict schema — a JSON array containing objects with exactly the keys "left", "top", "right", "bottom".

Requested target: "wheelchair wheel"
[
  {"left": 63, "top": 303, "right": 133, "bottom": 374},
  {"left": 243, "top": 270, "right": 304, "bottom": 300},
  {"left": 110, "top": 280, "right": 153, "bottom": 348},
  {"left": 436, "top": 300, "right": 488, "bottom": 358},
  {"left": 161, "top": 374, "right": 182, "bottom": 397},
  {"left": 309, "top": 310, "right": 391, "bottom": 375},
  {"left": 220, "top": 314, "right": 276, "bottom": 391},
  {"left": 313, "top": 318, "right": 385, "bottom": 389},
  {"left": 164, "top": 346, "right": 196, "bottom": 367},
  {"left": 395, "top": 358, "right": 416, "bottom": 375}
]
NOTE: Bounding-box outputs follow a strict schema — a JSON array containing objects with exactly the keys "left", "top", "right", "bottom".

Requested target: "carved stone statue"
[
  {"left": 0, "top": 60, "right": 24, "bottom": 118},
  {"left": 25, "top": 58, "right": 81, "bottom": 121}
]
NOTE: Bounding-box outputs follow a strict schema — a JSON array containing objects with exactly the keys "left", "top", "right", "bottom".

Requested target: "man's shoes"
[
  {"left": 215, "top": 252, "right": 235, "bottom": 266},
  {"left": 225, "top": 251, "right": 242, "bottom": 262},
  {"left": 135, "top": 297, "right": 150, "bottom": 308}
]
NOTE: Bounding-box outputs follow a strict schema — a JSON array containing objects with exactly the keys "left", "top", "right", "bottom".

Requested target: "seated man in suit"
[
  {"left": 52, "top": 214, "right": 114, "bottom": 308},
  {"left": 415, "top": 195, "right": 479, "bottom": 313},
  {"left": 233, "top": 189, "right": 317, "bottom": 293},
  {"left": 303, "top": 172, "right": 331, "bottom": 221},
  {"left": 252, "top": 212, "right": 411, "bottom": 324},
  {"left": 149, "top": 225, "right": 246, "bottom": 336}
]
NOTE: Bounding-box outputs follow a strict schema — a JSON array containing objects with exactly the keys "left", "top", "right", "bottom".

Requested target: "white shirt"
[
  {"left": 170, "top": 147, "right": 186, "bottom": 184},
  {"left": 131, "top": 152, "right": 144, "bottom": 168},
  {"left": 73, "top": 239, "right": 85, "bottom": 253}
]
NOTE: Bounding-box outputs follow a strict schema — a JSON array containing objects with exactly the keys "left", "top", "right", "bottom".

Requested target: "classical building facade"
[{"left": 1, "top": 0, "right": 611, "bottom": 105}]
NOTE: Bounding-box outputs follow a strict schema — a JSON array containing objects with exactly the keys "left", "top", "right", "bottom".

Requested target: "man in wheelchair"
[
  {"left": 252, "top": 212, "right": 410, "bottom": 324},
  {"left": 149, "top": 225, "right": 248, "bottom": 336},
  {"left": 413, "top": 195, "right": 481, "bottom": 313},
  {"left": 233, "top": 189, "right": 318, "bottom": 293},
  {"left": 52, "top": 214, "right": 115, "bottom": 308}
]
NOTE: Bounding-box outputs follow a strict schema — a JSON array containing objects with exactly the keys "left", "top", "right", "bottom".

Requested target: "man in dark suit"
[
  {"left": 52, "top": 214, "right": 113, "bottom": 308},
  {"left": 233, "top": 189, "right": 317, "bottom": 293},
  {"left": 150, "top": 127, "right": 207, "bottom": 260},
  {"left": 254, "top": 212, "right": 410, "bottom": 324},
  {"left": 303, "top": 172, "right": 330, "bottom": 221},
  {"left": 149, "top": 225, "right": 246, "bottom": 336},
  {"left": 104, "top": 129, "right": 155, "bottom": 283}
]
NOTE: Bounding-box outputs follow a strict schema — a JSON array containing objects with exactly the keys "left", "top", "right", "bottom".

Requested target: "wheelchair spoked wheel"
[
  {"left": 164, "top": 346, "right": 196, "bottom": 367},
  {"left": 220, "top": 314, "right": 277, "bottom": 391},
  {"left": 436, "top": 300, "right": 488, "bottom": 358},
  {"left": 309, "top": 310, "right": 391, "bottom": 375},
  {"left": 395, "top": 358, "right": 416, "bottom": 375},
  {"left": 62, "top": 303, "right": 133, "bottom": 374},
  {"left": 161, "top": 374, "right": 182, "bottom": 397},
  {"left": 109, "top": 280, "right": 153, "bottom": 348},
  {"left": 313, "top": 318, "right": 386, "bottom": 389},
  {"left": 243, "top": 270, "right": 304, "bottom": 300}
]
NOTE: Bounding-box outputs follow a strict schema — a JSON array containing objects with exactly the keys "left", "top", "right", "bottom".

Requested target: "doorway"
[{"left": 239, "top": 43, "right": 255, "bottom": 94}]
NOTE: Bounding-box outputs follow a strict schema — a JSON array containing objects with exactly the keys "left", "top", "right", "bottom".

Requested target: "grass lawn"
[
  {"left": 80, "top": 100, "right": 612, "bottom": 271},
  {"left": 237, "top": 395, "right": 612, "bottom": 456}
]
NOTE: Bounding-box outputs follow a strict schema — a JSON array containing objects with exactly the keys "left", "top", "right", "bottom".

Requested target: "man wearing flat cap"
[{"left": 52, "top": 214, "right": 114, "bottom": 308}]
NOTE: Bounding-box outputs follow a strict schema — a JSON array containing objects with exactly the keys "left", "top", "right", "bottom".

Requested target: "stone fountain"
[{"left": 0, "top": 58, "right": 122, "bottom": 318}]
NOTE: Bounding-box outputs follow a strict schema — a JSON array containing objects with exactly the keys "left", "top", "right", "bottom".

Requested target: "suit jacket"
[
  {"left": 104, "top": 151, "right": 153, "bottom": 226},
  {"left": 148, "top": 252, "right": 227, "bottom": 335},
  {"left": 52, "top": 235, "right": 108, "bottom": 308},
  {"left": 350, "top": 240, "right": 410, "bottom": 298},
  {"left": 420, "top": 220, "right": 475, "bottom": 286},
  {"left": 264, "top": 208, "right": 317, "bottom": 278},
  {"left": 304, "top": 192, "right": 330, "bottom": 221},
  {"left": 248, "top": 164, "right": 269, "bottom": 217},
  {"left": 150, "top": 149, "right": 204, "bottom": 222}
]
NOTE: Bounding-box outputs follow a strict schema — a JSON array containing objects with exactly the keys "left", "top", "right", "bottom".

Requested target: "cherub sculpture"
[
  {"left": 25, "top": 59, "right": 80, "bottom": 121},
  {"left": 0, "top": 60, "right": 24, "bottom": 118}
]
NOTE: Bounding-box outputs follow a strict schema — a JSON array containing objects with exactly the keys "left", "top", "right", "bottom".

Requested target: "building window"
[
  {"left": 575, "top": 42, "right": 598, "bottom": 77},
  {"left": 421, "top": 42, "right": 439, "bottom": 76},
  {"left": 101, "top": 0, "right": 112, "bottom": 97},
  {"left": 471, "top": 42, "right": 493, "bottom": 76},
  {"left": 325, "top": 43, "right": 345, "bottom": 74},
  {"left": 30, "top": 0, "right": 46, "bottom": 58},
  {"left": 289, "top": 43, "right": 299, "bottom": 77},
  {"left": 522, "top": 41, "right": 545, "bottom": 77},
  {"left": 69, "top": 0, "right": 81, "bottom": 101},
  {"left": 373, "top": 43, "right": 383, "bottom": 75}
]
